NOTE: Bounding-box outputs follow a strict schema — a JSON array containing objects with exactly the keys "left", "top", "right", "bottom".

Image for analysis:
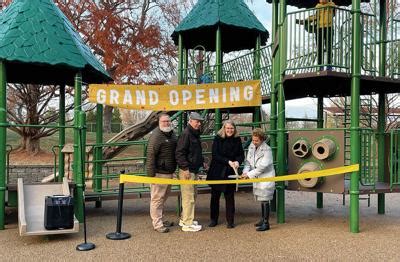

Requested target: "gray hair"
[{"left": 217, "top": 120, "right": 238, "bottom": 138}]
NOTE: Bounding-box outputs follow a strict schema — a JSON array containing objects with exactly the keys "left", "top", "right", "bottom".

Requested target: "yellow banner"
[
  {"left": 120, "top": 164, "right": 359, "bottom": 185},
  {"left": 89, "top": 80, "right": 261, "bottom": 111}
]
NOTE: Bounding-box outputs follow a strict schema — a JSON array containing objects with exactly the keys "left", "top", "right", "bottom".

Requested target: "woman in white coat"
[{"left": 241, "top": 128, "right": 275, "bottom": 231}]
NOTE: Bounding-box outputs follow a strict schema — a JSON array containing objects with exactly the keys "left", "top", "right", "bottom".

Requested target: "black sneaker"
[
  {"left": 163, "top": 221, "right": 174, "bottom": 227},
  {"left": 254, "top": 219, "right": 263, "bottom": 227},
  {"left": 256, "top": 223, "right": 270, "bottom": 231},
  {"left": 208, "top": 220, "right": 218, "bottom": 227},
  {"left": 227, "top": 224, "right": 235, "bottom": 229}
]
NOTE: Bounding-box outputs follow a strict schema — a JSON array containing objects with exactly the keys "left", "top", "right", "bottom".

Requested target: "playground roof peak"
[
  {"left": 265, "top": 0, "right": 370, "bottom": 9},
  {"left": 171, "top": 0, "right": 269, "bottom": 52},
  {"left": 0, "top": 0, "right": 112, "bottom": 85}
]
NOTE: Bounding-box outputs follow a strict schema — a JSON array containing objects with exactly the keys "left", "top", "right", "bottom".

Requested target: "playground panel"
[{"left": 288, "top": 130, "right": 345, "bottom": 193}]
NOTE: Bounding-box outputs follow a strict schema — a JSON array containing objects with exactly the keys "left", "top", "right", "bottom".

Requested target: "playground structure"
[
  {"left": 0, "top": 0, "right": 399, "bottom": 235},
  {"left": 0, "top": 0, "right": 112, "bottom": 234}
]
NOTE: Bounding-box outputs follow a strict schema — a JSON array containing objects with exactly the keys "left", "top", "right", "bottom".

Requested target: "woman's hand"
[
  {"left": 229, "top": 161, "right": 240, "bottom": 169},
  {"left": 240, "top": 173, "right": 249, "bottom": 179}
]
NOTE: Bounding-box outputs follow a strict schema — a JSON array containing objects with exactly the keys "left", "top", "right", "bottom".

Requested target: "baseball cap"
[{"left": 189, "top": 112, "right": 204, "bottom": 121}]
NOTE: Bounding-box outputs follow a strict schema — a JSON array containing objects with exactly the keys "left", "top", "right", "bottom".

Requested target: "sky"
[{"left": 247, "top": 1, "right": 318, "bottom": 118}]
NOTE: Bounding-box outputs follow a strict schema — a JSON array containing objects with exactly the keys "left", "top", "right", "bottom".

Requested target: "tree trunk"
[
  {"left": 103, "top": 105, "right": 113, "bottom": 133},
  {"left": 19, "top": 136, "right": 41, "bottom": 155}
]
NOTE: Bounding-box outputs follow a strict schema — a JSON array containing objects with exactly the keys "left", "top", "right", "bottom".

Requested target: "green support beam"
[
  {"left": 0, "top": 61, "right": 6, "bottom": 230},
  {"left": 270, "top": 0, "right": 279, "bottom": 213},
  {"left": 215, "top": 26, "right": 222, "bottom": 131},
  {"left": 377, "top": 0, "right": 387, "bottom": 215},
  {"left": 317, "top": 96, "right": 324, "bottom": 208},
  {"left": 58, "top": 84, "right": 65, "bottom": 182},
  {"left": 94, "top": 104, "right": 103, "bottom": 208},
  {"left": 178, "top": 34, "right": 184, "bottom": 134},
  {"left": 350, "top": 0, "right": 361, "bottom": 233},
  {"left": 277, "top": 0, "right": 287, "bottom": 224},
  {"left": 73, "top": 72, "right": 84, "bottom": 222},
  {"left": 253, "top": 35, "right": 262, "bottom": 128}
]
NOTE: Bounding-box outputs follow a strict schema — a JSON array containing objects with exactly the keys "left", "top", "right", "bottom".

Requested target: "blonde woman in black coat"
[{"left": 206, "top": 120, "right": 244, "bottom": 228}]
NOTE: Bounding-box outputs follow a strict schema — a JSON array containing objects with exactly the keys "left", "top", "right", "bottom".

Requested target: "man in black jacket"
[
  {"left": 175, "top": 112, "right": 205, "bottom": 232},
  {"left": 147, "top": 113, "right": 177, "bottom": 233}
]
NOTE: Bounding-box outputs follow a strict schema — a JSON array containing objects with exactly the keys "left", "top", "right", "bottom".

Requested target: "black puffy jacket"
[
  {"left": 175, "top": 125, "right": 204, "bottom": 173},
  {"left": 146, "top": 127, "right": 177, "bottom": 177}
]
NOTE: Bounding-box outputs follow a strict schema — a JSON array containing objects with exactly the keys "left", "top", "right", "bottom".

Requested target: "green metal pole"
[
  {"left": 73, "top": 72, "right": 84, "bottom": 222},
  {"left": 350, "top": 0, "right": 361, "bottom": 233},
  {"left": 317, "top": 96, "right": 324, "bottom": 208},
  {"left": 254, "top": 35, "right": 261, "bottom": 80},
  {"left": 183, "top": 47, "right": 188, "bottom": 85},
  {"left": 277, "top": 0, "right": 287, "bottom": 224},
  {"left": 178, "top": 34, "right": 184, "bottom": 134},
  {"left": 178, "top": 34, "right": 184, "bottom": 85},
  {"left": 94, "top": 104, "right": 103, "bottom": 208},
  {"left": 215, "top": 26, "right": 222, "bottom": 131},
  {"left": 0, "top": 61, "right": 6, "bottom": 230},
  {"left": 58, "top": 84, "right": 65, "bottom": 182},
  {"left": 270, "top": 0, "right": 280, "bottom": 213},
  {"left": 377, "top": 0, "right": 387, "bottom": 215},
  {"left": 253, "top": 35, "right": 262, "bottom": 128}
]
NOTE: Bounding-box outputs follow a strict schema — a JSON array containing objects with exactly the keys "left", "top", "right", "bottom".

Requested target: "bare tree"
[
  {"left": 7, "top": 84, "right": 76, "bottom": 154},
  {"left": 328, "top": 94, "right": 400, "bottom": 131}
]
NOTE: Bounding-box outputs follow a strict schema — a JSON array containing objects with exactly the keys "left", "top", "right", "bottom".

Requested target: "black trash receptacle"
[{"left": 44, "top": 195, "right": 74, "bottom": 230}]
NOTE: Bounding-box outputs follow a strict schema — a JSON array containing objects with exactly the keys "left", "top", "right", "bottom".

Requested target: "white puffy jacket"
[{"left": 243, "top": 142, "right": 275, "bottom": 201}]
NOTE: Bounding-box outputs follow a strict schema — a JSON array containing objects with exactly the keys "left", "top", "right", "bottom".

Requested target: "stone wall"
[{"left": 7, "top": 163, "right": 145, "bottom": 184}]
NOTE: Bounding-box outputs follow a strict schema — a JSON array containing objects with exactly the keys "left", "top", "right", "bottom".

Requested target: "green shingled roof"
[
  {"left": 0, "top": 0, "right": 112, "bottom": 85},
  {"left": 171, "top": 0, "right": 269, "bottom": 52}
]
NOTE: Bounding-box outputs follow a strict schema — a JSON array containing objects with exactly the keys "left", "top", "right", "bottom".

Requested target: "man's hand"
[
  {"left": 203, "top": 162, "right": 209, "bottom": 170},
  {"left": 181, "top": 169, "right": 191, "bottom": 180}
]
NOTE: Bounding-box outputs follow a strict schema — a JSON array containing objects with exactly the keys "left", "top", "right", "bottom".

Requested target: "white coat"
[{"left": 243, "top": 142, "right": 275, "bottom": 201}]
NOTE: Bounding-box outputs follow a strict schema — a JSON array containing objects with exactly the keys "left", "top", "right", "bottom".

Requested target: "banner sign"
[{"left": 88, "top": 80, "right": 261, "bottom": 111}]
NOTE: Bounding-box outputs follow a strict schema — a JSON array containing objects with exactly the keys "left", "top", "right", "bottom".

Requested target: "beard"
[{"left": 160, "top": 126, "right": 173, "bottom": 133}]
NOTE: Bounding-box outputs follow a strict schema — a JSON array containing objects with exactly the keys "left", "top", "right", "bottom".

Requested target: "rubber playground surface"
[{"left": 2, "top": 191, "right": 400, "bottom": 261}]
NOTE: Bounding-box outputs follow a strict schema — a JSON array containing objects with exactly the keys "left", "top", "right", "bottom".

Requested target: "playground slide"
[
  {"left": 17, "top": 178, "right": 79, "bottom": 236},
  {"left": 102, "top": 111, "right": 170, "bottom": 160}
]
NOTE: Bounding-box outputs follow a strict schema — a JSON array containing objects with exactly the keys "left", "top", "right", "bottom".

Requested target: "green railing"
[
  {"left": 285, "top": 7, "right": 379, "bottom": 75},
  {"left": 182, "top": 6, "right": 399, "bottom": 100},
  {"left": 185, "top": 45, "right": 272, "bottom": 97},
  {"left": 387, "top": 19, "right": 400, "bottom": 79},
  {"left": 390, "top": 129, "right": 400, "bottom": 188},
  {"left": 359, "top": 128, "right": 377, "bottom": 186}
]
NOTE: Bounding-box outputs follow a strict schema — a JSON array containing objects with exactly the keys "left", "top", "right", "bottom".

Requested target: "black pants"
[
  {"left": 210, "top": 186, "right": 235, "bottom": 224},
  {"left": 316, "top": 27, "right": 333, "bottom": 66}
]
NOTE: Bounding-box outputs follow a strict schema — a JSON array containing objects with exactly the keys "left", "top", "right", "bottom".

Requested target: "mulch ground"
[{"left": 2, "top": 191, "right": 400, "bottom": 261}]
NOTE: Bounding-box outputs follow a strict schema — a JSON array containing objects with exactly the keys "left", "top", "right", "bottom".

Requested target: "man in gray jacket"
[{"left": 147, "top": 113, "right": 177, "bottom": 233}]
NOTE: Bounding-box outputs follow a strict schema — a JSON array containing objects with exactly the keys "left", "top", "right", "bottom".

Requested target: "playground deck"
[{"left": 283, "top": 70, "right": 400, "bottom": 100}]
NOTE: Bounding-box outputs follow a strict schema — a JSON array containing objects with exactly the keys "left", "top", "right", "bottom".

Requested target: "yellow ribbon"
[{"left": 120, "top": 164, "right": 359, "bottom": 185}]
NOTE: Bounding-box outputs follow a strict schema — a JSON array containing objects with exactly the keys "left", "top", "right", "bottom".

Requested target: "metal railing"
[
  {"left": 390, "top": 129, "right": 400, "bottom": 188},
  {"left": 285, "top": 7, "right": 379, "bottom": 75},
  {"left": 185, "top": 45, "right": 272, "bottom": 97}
]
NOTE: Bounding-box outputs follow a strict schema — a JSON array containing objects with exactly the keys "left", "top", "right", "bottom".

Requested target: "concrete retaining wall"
[{"left": 7, "top": 163, "right": 145, "bottom": 184}]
